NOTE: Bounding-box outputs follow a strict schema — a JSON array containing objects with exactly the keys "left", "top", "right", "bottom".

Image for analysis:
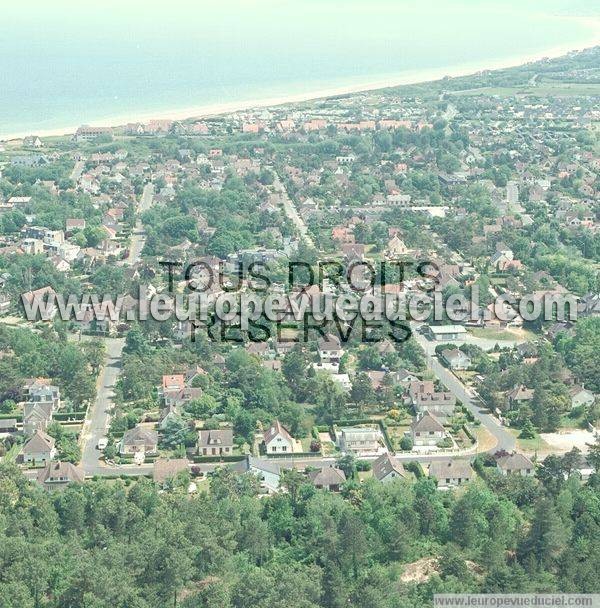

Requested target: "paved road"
[
  {"left": 80, "top": 337, "right": 126, "bottom": 475},
  {"left": 273, "top": 174, "right": 315, "bottom": 248},
  {"left": 70, "top": 160, "right": 85, "bottom": 182},
  {"left": 122, "top": 182, "right": 153, "bottom": 266},
  {"left": 412, "top": 329, "right": 516, "bottom": 453}
]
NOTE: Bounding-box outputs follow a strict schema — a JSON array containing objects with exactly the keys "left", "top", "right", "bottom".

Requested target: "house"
[
  {"left": 410, "top": 412, "right": 446, "bottom": 447},
  {"left": 372, "top": 453, "right": 406, "bottom": 483},
  {"left": 158, "top": 404, "right": 181, "bottom": 431},
  {"left": 496, "top": 452, "right": 535, "bottom": 477},
  {"left": 569, "top": 386, "right": 595, "bottom": 409},
  {"left": 23, "top": 135, "right": 43, "bottom": 148},
  {"left": 396, "top": 369, "right": 419, "bottom": 385},
  {"left": 263, "top": 420, "right": 294, "bottom": 454},
  {"left": 440, "top": 348, "right": 472, "bottom": 370},
  {"left": 308, "top": 467, "right": 346, "bottom": 491},
  {"left": 386, "top": 235, "right": 411, "bottom": 257},
  {"left": 36, "top": 461, "right": 85, "bottom": 491},
  {"left": 414, "top": 392, "right": 456, "bottom": 422},
  {"left": 197, "top": 429, "right": 234, "bottom": 457},
  {"left": 21, "top": 430, "right": 56, "bottom": 464},
  {"left": 318, "top": 334, "right": 344, "bottom": 366},
  {"left": 506, "top": 385, "right": 534, "bottom": 410},
  {"left": 245, "top": 456, "right": 292, "bottom": 492},
  {"left": 23, "top": 401, "right": 54, "bottom": 436},
  {"left": 429, "top": 459, "right": 474, "bottom": 489},
  {"left": 426, "top": 325, "right": 468, "bottom": 341},
  {"left": 153, "top": 458, "right": 190, "bottom": 484},
  {"left": 0, "top": 418, "right": 17, "bottom": 434},
  {"left": 120, "top": 426, "right": 158, "bottom": 455},
  {"left": 339, "top": 427, "right": 381, "bottom": 455}
]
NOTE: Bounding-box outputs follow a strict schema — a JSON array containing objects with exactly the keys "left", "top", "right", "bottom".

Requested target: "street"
[
  {"left": 80, "top": 337, "right": 129, "bottom": 476},
  {"left": 412, "top": 329, "right": 516, "bottom": 453},
  {"left": 121, "top": 182, "right": 153, "bottom": 267}
]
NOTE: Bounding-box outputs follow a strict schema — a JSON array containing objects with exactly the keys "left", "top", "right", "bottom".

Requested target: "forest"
[{"left": 0, "top": 448, "right": 599, "bottom": 608}]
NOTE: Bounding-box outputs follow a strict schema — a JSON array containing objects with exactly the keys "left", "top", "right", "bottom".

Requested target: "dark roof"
[
  {"left": 308, "top": 467, "right": 346, "bottom": 487},
  {"left": 372, "top": 453, "right": 406, "bottom": 481},
  {"left": 37, "top": 461, "right": 85, "bottom": 485},
  {"left": 198, "top": 429, "right": 233, "bottom": 448}
]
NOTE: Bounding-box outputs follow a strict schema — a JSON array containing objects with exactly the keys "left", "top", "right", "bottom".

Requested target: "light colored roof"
[
  {"left": 372, "top": 453, "right": 406, "bottom": 481},
  {"left": 122, "top": 426, "right": 158, "bottom": 446},
  {"left": 496, "top": 452, "right": 534, "bottom": 471},
  {"left": 411, "top": 412, "right": 445, "bottom": 433},
  {"left": 429, "top": 459, "right": 473, "bottom": 481},
  {"left": 23, "top": 429, "right": 55, "bottom": 453},
  {"left": 153, "top": 458, "right": 189, "bottom": 483},
  {"left": 428, "top": 325, "right": 467, "bottom": 334},
  {"left": 308, "top": 467, "right": 346, "bottom": 487}
]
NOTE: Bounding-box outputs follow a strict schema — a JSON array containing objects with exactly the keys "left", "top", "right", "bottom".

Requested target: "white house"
[
  {"left": 429, "top": 459, "right": 474, "bottom": 489},
  {"left": 496, "top": 452, "right": 535, "bottom": 477},
  {"left": 410, "top": 412, "right": 446, "bottom": 447},
  {"left": 21, "top": 430, "right": 56, "bottom": 464},
  {"left": 440, "top": 348, "right": 472, "bottom": 370},
  {"left": 372, "top": 453, "right": 407, "bottom": 483},
  {"left": 339, "top": 427, "right": 381, "bottom": 455},
  {"left": 263, "top": 420, "right": 295, "bottom": 454},
  {"left": 426, "top": 325, "right": 468, "bottom": 341}
]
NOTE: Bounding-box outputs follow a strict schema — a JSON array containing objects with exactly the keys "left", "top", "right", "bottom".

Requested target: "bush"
[
  {"left": 309, "top": 440, "right": 321, "bottom": 453},
  {"left": 399, "top": 436, "right": 413, "bottom": 451},
  {"left": 356, "top": 460, "right": 372, "bottom": 472}
]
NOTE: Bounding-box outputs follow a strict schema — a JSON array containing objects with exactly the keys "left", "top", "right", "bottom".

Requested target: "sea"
[{"left": 1, "top": 0, "right": 599, "bottom": 138}]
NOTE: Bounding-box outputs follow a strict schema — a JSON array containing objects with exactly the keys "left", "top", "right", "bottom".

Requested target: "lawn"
[
  {"left": 508, "top": 428, "right": 549, "bottom": 455},
  {"left": 470, "top": 327, "right": 534, "bottom": 342}
]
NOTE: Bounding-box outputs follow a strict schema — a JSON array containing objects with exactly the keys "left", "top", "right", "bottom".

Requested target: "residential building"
[
  {"left": 410, "top": 412, "right": 446, "bottom": 446},
  {"left": 308, "top": 467, "right": 346, "bottom": 492},
  {"left": 429, "top": 459, "right": 474, "bottom": 489},
  {"left": 21, "top": 430, "right": 56, "bottom": 464},
  {"left": 372, "top": 453, "right": 407, "bottom": 483},
  {"left": 496, "top": 452, "right": 535, "bottom": 477},
  {"left": 263, "top": 420, "right": 294, "bottom": 454},
  {"left": 120, "top": 426, "right": 158, "bottom": 455},
  {"left": 197, "top": 429, "right": 234, "bottom": 457},
  {"left": 339, "top": 427, "right": 381, "bottom": 455},
  {"left": 36, "top": 461, "right": 85, "bottom": 491}
]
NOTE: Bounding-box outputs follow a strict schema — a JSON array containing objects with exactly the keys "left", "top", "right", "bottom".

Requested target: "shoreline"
[{"left": 2, "top": 28, "right": 600, "bottom": 142}]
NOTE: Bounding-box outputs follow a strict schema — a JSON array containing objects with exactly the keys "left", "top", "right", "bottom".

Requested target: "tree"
[
  {"left": 336, "top": 453, "right": 356, "bottom": 480},
  {"left": 350, "top": 372, "right": 375, "bottom": 413}
]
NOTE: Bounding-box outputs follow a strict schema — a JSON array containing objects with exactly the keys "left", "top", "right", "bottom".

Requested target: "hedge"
[{"left": 192, "top": 454, "right": 245, "bottom": 463}]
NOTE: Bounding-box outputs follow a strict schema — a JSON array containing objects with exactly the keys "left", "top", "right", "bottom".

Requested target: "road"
[
  {"left": 412, "top": 329, "right": 516, "bottom": 453},
  {"left": 80, "top": 337, "right": 131, "bottom": 476},
  {"left": 273, "top": 174, "right": 315, "bottom": 248},
  {"left": 122, "top": 182, "right": 153, "bottom": 266},
  {"left": 70, "top": 160, "right": 85, "bottom": 182}
]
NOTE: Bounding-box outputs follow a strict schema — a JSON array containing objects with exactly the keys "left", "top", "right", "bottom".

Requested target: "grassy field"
[
  {"left": 508, "top": 428, "right": 549, "bottom": 455},
  {"left": 450, "top": 82, "right": 600, "bottom": 98},
  {"left": 470, "top": 327, "right": 534, "bottom": 342}
]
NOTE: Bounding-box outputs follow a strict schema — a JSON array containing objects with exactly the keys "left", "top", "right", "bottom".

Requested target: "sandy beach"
[{"left": 3, "top": 19, "right": 600, "bottom": 142}]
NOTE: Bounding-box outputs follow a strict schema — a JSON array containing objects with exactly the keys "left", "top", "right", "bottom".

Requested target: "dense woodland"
[{"left": 1, "top": 450, "right": 599, "bottom": 608}]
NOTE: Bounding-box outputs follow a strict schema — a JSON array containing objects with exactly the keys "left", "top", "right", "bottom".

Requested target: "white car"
[{"left": 97, "top": 437, "right": 108, "bottom": 450}]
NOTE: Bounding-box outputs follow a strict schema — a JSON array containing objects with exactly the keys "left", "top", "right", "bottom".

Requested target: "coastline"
[{"left": 2, "top": 23, "right": 600, "bottom": 142}]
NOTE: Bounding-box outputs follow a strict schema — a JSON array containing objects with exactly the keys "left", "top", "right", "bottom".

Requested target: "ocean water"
[{"left": 0, "top": 0, "right": 598, "bottom": 138}]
